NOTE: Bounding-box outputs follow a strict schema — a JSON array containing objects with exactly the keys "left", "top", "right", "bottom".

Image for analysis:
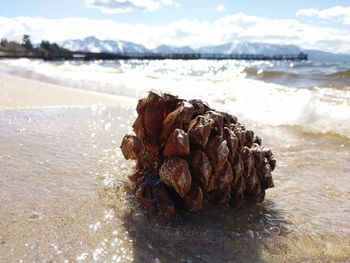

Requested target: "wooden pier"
[{"left": 0, "top": 51, "right": 308, "bottom": 61}]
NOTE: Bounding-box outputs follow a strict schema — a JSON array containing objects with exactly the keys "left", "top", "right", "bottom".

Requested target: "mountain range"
[{"left": 60, "top": 36, "right": 350, "bottom": 61}]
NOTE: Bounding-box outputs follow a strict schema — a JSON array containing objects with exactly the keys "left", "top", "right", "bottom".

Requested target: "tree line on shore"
[
  {"left": 0, "top": 35, "right": 308, "bottom": 61},
  {"left": 0, "top": 35, "right": 71, "bottom": 59}
]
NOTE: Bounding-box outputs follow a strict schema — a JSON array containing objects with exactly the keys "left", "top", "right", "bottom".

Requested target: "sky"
[{"left": 1, "top": 0, "right": 350, "bottom": 53}]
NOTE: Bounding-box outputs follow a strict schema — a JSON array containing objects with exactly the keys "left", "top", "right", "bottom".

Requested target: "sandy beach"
[
  {"left": 0, "top": 73, "right": 137, "bottom": 262},
  {"left": 0, "top": 72, "right": 349, "bottom": 262},
  {"left": 0, "top": 73, "right": 135, "bottom": 109},
  {"left": 1, "top": 0, "right": 350, "bottom": 260}
]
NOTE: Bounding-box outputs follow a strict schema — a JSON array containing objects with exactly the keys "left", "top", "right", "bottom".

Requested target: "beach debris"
[{"left": 120, "top": 91, "right": 276, "bottom": 219}]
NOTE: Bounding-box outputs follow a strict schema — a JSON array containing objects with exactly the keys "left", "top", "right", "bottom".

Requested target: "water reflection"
[
  {"left": 2, "top": 104, "right": 348, "bottom": 262},
  {"left": 120, "top": 198, "right": 289, "bottom": 262},
  {"left": 92, "top": 105, "right": 350, "bottom": 262},
  {"left": 89, "top": 104, "right": 291, "bottom": 262}
]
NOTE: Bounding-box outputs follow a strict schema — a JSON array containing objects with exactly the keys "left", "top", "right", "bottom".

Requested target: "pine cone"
[{"left": 121, "top": 92, "right": 276, "bottom": 219}]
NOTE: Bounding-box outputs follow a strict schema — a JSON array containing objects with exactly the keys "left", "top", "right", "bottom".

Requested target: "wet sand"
[
  {"left": 0, "top": 73, "right": 134, "bottom": 109},
  {"left": 0, "top": 73, "right": 349, "bottom": 262},
  {"left": 0, "top": 74, "right": 135, "bottom": 262}
]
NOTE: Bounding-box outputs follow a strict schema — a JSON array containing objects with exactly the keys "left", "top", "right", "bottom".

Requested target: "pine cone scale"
[{"left": 121, "top": 92, "right": 276, "bottom": 219}]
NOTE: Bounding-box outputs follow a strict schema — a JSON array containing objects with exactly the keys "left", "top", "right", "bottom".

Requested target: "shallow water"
[
  {"left": 1, "top": 105, "right": 349, "bottom": 262},
  {"left": 1, "top": 59, "right": 350, "bottom": 138}
]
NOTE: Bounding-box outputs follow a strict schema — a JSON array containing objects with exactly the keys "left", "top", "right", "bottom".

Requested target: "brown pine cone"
[{"left": 120, "top": 91, "right": 276, "bottom": 219}]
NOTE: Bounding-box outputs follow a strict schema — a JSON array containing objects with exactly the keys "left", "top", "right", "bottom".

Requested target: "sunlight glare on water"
[{"left": 0, "top": 60, "right": 349, "bottom": 261}]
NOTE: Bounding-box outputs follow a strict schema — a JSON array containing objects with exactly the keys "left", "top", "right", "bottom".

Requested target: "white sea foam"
[{"left": 1, "top": 59, "right": 350, "bottom": 138}]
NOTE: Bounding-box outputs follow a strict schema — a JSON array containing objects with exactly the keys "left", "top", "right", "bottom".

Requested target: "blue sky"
[
  {"left": 1, "top": 0, "right": 350, "bottom": 52},
  {"left": 1, "top": 0, "right": 349, "bottom": 24}
]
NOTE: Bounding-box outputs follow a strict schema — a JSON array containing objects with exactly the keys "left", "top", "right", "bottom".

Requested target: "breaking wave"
[
  {"left": 1, "top": 58, "right": 350, "bottom": 138},
  {"left": 243, "top": 67, "right": 299, "bottom": 80},
  {"left": 329, "top": 69, "right": 350, "bottom": 78}
]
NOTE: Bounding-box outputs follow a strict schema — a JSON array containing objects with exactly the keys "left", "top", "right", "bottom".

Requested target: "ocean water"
[
  {"left": 1, "top": 58, "right": 350, "bottom": 138},
  {"left": 0, "top": 58, "right": 349, "bottom": 262}
]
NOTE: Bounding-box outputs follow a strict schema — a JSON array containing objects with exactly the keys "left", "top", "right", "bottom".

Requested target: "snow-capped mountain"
[
  {"left": 61, "top": 37, "right": 303, "bottom": 55},
  {"left": 60, "top": 36, "right": 148, "bottom": 53},
  {"left": 61, "top": 37, "right": 197, "bottom": 54},
  {"left": 198, "top": 42, "right": 302, "bottom": 55},
  {"left": 59, "top": 36, "right": 350, "bottom": 61}
]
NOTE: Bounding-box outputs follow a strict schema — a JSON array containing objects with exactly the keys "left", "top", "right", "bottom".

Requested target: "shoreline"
[
  {"left": 0, "top": 72, "right": 136, "bottom": 110},
  {"left": 0, "top": 74, "right": 137, "bottom": 261},
  {"left": 0, "top": 71, "right": 349, "bottom": 262}
]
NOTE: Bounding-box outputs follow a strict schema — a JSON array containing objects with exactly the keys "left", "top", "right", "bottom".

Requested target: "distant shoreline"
[{"left": 0, "top": 50, "right": 308, "bottom": 61}]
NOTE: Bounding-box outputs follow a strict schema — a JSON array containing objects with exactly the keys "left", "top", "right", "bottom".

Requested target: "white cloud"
[
  {"left": 297, "top": 5, "right": 350, "bottom": 25},
  {"left": 161, "top": 0, "right": 173, "bottom": 5},
  {"left": 1, "top": 12, "right": 350, "bottom": 53},
  {"left": 216, "top": 4, "right": 225, "bottom": 13},
  {"left": 85, "top": 0, "right": 161, "bottom": 13},
  {"left": 160, "top": 0, "right": 181, "bottom": 7},
  {"left": 161, "top": 0, "right": 180, "bottom": 7}
]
